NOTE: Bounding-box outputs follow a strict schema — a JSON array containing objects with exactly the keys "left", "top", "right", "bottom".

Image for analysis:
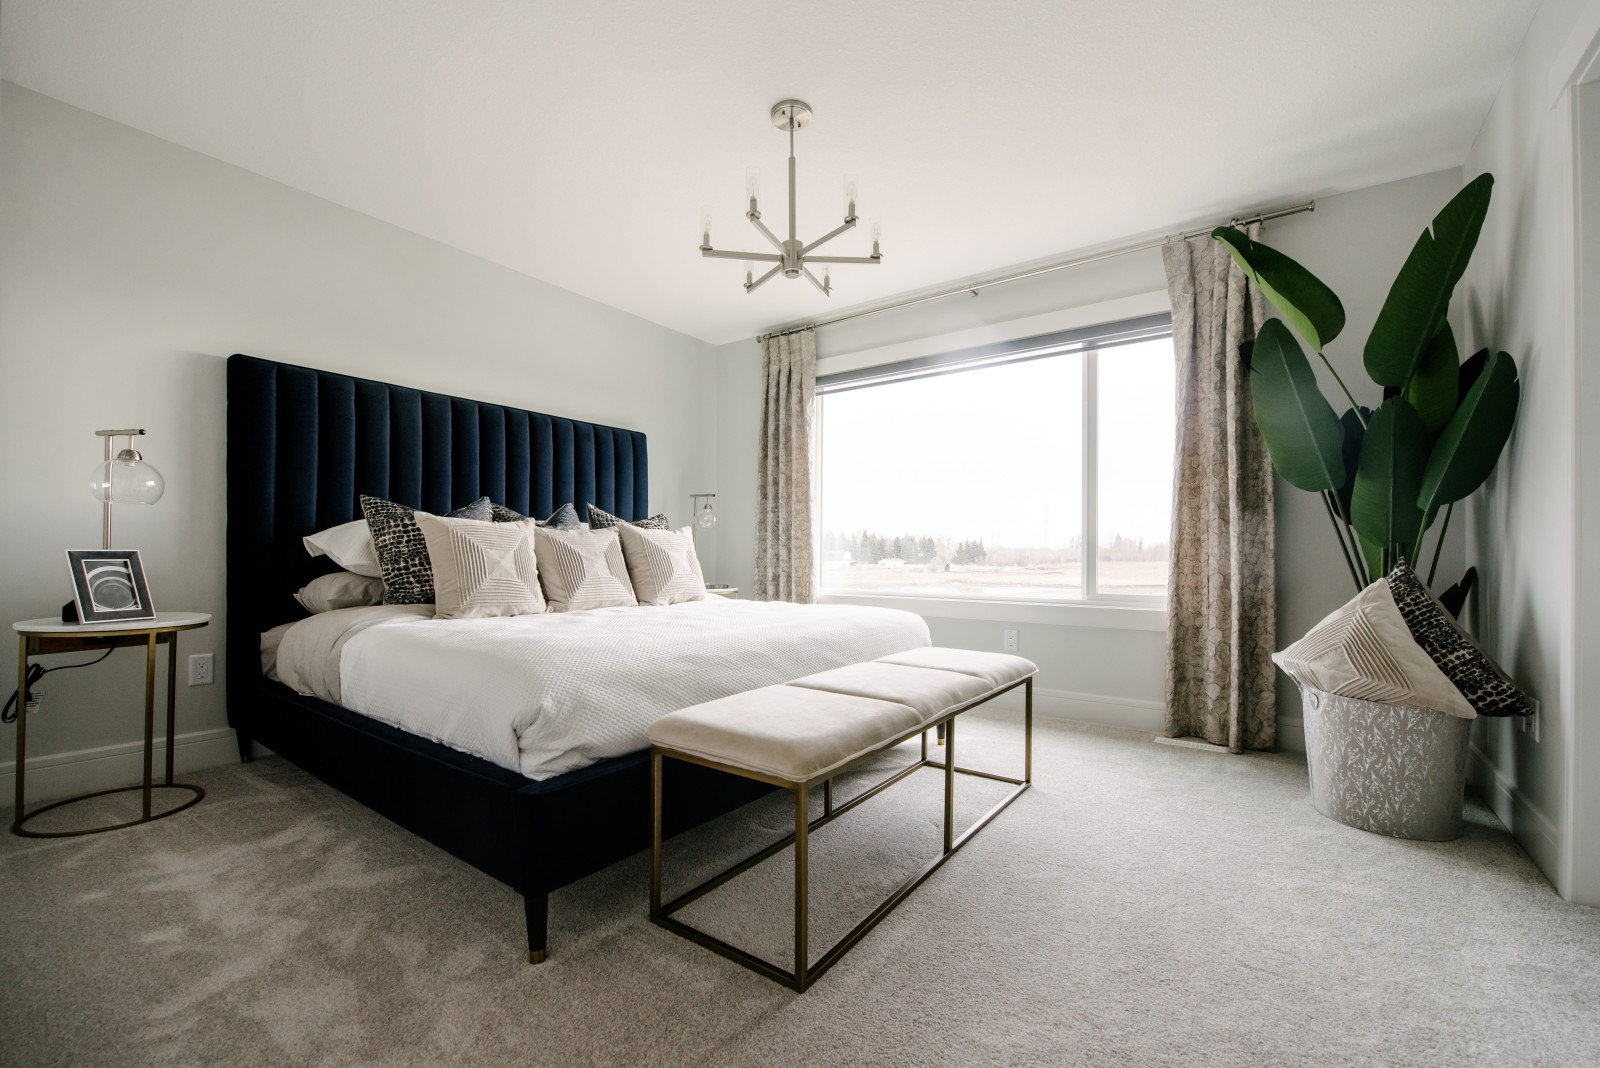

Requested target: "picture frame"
[{"left": 65, "top": 549, "right": 156, "bottom": 624}]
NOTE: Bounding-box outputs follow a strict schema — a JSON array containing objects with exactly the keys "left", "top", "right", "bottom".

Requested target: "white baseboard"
[
  {"left": 983, "top": 685, "right": 1165, "bottom": 732},
  {"left": 1467, "top": 743, "right": 1562, "bottom": 879},
  {"left": 0, "top": 727, "right": 241, "bottom": 808}
]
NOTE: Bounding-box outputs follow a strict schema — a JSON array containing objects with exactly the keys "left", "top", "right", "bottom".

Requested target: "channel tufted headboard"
[{"left": 225, "top": 353, "right": 649, "bottom": 694}]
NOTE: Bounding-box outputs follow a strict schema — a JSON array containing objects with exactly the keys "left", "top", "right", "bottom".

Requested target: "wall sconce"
[
  {"left": 88, "top": 428, "right": 165, "bottom": 549},
  {"left": 690, "top": 493, "right": 718, "bottom": 531}
]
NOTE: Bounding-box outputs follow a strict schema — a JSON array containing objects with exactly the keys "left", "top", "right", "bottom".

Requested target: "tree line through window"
[{"left": 816, "top": 314, "right": 1174, "bottom": 603}]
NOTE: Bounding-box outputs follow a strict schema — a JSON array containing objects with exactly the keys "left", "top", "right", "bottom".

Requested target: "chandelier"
[{"left": 699, "top": 100, "right": 882, "bottom": 295}]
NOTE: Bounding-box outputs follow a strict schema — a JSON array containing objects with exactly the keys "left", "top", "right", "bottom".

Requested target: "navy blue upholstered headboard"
[{"left": 225, "top": 353, "right": 648, "bottom": 678}]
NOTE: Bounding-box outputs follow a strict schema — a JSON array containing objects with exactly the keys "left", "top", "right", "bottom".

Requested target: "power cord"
[{"left": 3, "top": 648, "right": 115, "bottom": 724}]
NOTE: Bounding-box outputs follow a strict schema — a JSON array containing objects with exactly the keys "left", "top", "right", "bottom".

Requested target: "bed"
[{"left": 225, "top": 354, "right": 928, "bottom": 961}]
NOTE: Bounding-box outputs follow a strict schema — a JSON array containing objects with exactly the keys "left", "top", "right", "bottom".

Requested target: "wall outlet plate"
[
  {"left": 188, "top": 652, "right": 214, "bottom": 686},
  {"left": 1526, "top": 697, "right": 1540, "bottom": 743},
  {"left": 24, "top": 689, "right": 42, "bottom": 715},
  {"left": 1003, "top": 629, "right": 1019, "bottom": 652}
]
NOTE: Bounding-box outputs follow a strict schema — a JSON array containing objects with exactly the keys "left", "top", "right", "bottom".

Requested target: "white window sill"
[{"left": 815, "top": 591, "right": 1167, "bottom": 632}]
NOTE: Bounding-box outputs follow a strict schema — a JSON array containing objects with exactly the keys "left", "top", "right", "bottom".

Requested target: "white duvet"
[{"left": 269, "top": 598, "right": 930, "bottom": 780}]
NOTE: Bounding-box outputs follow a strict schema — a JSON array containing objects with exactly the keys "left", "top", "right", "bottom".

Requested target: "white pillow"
[
  {"left": 416, "top": 513, "right": 546, "bottom": 619},
  {"left": 303, "top": 519, "right": 382, "bottom": 578},
  {"left": 533, "top": 526, "right": 638, "bottom": 612},
  {"left": 1273, "top": 579, "right": 1475, "bottom": 718},
  {"left": 293, "top": 571, "right": 386, "bottom": 614},
  {"left": 616, "top": 524, "right": 707, "bottom": 606}
]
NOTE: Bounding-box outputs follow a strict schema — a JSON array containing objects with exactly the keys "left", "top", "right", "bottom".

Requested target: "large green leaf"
[
  {"left": 1213, "top": 226, "right": 1346, "bottom": 351},
  {"left": 1418, "top": 351, "right": 1521, "bottom": 514},
  {"left": 1407, "top": 321, "right": 1459, "bottom": 431},
  {"left": 1333, "top": 406, "right": 1371, "bottom": 522},
  {"left": 1351, "top": 398, "right": 1430, "bottom": 552},
  {"left": 1247, "top": 318, "right": 1346, "bottom": 492},
  {"left": 1363, "top": 173, "right": 1493, "bottom": 386},
  {"left": 1457, "top": 347, "right": 1489, "bottom": 401}
]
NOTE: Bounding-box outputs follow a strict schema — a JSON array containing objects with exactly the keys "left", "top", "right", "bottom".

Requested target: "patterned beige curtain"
[
  {"left": 754, "top": 327, "right": 816, "bottom": 603},
  {"left": 1162, "top": 227, "right": 1277, "bottom": 752}
]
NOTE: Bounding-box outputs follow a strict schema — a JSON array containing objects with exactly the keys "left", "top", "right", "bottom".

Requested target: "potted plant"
[{"left": 1211, "top": 173, "right": 1524, "bottom": 839}]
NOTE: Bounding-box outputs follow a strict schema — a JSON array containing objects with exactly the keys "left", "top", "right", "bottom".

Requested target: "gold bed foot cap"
[{"left": 529, "top": 949, "right": 548, "bottom": 965}]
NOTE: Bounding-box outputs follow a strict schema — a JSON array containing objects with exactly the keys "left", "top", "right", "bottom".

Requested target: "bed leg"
[
  {"left": 235, "top": 729, "right": 253, "bottom": 764},
  {"left": 525, "top": 892, "right": 549, "bottom": 964}
]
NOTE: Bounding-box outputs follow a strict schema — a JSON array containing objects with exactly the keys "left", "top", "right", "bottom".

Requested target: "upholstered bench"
[{"left": 646, "top": 646, "right": 1037, "bottom": 991}]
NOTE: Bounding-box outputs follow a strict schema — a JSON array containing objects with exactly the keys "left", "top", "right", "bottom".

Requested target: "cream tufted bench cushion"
[{"left": 645, "top": 648, "right": 1037, "bottom": 783}]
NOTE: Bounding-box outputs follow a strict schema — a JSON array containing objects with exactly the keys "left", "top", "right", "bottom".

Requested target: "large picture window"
[{"left": 816, "top": 313, "right": 1174, "bottom": 605}]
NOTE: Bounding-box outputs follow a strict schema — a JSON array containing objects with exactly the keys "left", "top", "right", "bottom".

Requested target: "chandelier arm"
[
  {"left": 701, "top": 249, "right": 784, "bottom": 262},
  {"left": 748, "top": 215, "right": 787, "bottom": 254},
  {"left": 801, "top": 267, "right": 831, "bottom": 296},
  {"left": 746, "top": 263, "right": 784, "bottom": 293},
  {"left": 800, "top": 254, "right": 884, "bottom": 265},
  {"left": 800, "top": 218, "right": 858, "bottom": 255}
]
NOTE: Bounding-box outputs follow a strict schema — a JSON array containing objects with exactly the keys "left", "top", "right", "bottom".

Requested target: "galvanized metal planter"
[{"left": 1301, "top": 685, "right": 1473, "bottom": 841}]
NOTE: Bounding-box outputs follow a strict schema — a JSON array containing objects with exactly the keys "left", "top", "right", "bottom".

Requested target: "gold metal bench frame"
[{"left": 649, "top": 676, "right": 1032, "bottom": 991}]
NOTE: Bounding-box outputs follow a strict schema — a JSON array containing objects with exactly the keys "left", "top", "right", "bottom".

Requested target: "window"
[{"left": 816, "top": 313, "right": 1174, "bottom": 605}]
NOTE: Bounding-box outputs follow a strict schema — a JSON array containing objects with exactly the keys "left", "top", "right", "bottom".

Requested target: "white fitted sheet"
[{"left": 264, "top": 598, "right": 930, "bottom": 780}]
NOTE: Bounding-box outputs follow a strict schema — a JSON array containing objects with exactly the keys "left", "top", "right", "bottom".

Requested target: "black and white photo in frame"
[{"left": 65, "top": 548, "right": 156, "bottom": 623}]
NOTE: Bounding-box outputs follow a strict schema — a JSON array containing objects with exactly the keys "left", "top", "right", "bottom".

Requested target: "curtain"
[
  {"left": 1161, "top": 227, "right": 1277, "bottom": 752},
  {"left": 754, "top": 327, "right": 817, "bottom": 603}
]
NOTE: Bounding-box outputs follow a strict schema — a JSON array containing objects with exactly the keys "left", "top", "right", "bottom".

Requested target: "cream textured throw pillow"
[
  {"left": 1273, "top": 578, "right": 1475, "bottom": 718},
  {"left": 616, "top": 524, "right": 707, "bottom": 606},
  {"left": 533, "top": 526, "right": 638, "bottom": 612},
  {"left": 415, "top": 513, "right": 546, "bottom": 619}
]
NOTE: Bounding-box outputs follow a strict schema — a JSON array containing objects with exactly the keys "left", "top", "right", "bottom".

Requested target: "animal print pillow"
[
  {"left": 361, "top": 494, "right": 493, "bottom": 605},
  {"left": 586, "top": 502, "right": 670, "bottom": 531},
  {"left": 1385, "top": 564, "right": 1533, "bottom": 717}
]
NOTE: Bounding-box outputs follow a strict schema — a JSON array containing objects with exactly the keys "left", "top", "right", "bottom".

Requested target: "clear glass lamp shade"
[
  {"left": 89, "top": 455, "right": 165, "bottom": 505},
  {"left": 697, "top": 503, "right": 718, "bottom": 530}
]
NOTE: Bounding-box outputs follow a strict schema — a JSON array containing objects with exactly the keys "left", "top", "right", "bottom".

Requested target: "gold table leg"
[
  {"left": 13, "top": 637, "right": 27, "bottom": 833},
  {"left": 142, "top": 633, "right": 156, "bottom": 820},
  {"left": 166, "top": 633, "right": 179, "bottom": 785}
]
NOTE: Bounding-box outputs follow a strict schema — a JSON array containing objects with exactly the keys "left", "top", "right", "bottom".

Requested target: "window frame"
[{"left": 813, "top": 301, "right": 1174, "bottom": 615}]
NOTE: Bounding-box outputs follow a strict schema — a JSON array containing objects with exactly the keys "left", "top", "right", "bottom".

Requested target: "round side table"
[{"left": 11, "top": 611, "right": 210, "bottom": 837}]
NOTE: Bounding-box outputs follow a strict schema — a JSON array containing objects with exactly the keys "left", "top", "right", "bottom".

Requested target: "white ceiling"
[{"left": 0, "top": 0, "right": 1540, "bottom": 345}]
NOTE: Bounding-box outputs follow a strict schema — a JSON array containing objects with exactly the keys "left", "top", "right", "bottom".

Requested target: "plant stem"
[
  {"left": 1427, "top": 502, "right": 1454, "bottom": 587},
  {"left": 1314, "top": 349, "right": 1367, "bottom": 427},
  {"left": 1321, "top": 492, "right": 1364, "bottom": 592},
  {"left": 1327, "top": 491, "right": 1371, "bottom": 585}
]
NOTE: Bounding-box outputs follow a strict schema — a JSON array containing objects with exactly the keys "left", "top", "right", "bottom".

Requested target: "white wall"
[
  {"left": 0, "top": 83, "right": 719, "bottom": 803},
  {"left": 1459, "top": 0, "right": 1595, "bottom": 903},
  {"left": 713, "top": 168, "right": 1468, "bottom": 748}
]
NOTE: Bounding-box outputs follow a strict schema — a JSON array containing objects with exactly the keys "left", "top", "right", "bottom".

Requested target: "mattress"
[{"left": 264, "top": 598, "right": 930, "bottom": 780}]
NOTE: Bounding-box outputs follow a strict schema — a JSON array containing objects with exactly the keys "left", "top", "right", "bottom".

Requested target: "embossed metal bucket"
[{"left": 1301, "top": 685, "right": 1472, "bottom": 841}]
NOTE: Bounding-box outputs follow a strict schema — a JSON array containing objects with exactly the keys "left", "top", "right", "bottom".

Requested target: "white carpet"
[{"left": 2, "top": 715, "right": 1596, "bottom": 1067}]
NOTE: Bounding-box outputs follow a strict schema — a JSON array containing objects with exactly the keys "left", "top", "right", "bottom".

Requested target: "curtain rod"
[{"left": 756, "top": 201, "right": 1315, "bottom": 342}]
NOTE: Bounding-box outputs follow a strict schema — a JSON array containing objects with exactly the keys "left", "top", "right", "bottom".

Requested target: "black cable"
[{"left": 3, "top": 647, "right": 116, "bottom": 724}]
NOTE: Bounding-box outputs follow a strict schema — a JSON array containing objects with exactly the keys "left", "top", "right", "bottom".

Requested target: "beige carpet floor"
[{"left": 2, "top": 715, "right": 1597, "bottom": 1068}]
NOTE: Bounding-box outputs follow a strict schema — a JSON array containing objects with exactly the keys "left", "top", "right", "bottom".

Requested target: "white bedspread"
[{"left": 268, "top": 598, "right": 930, "bottom": 780}]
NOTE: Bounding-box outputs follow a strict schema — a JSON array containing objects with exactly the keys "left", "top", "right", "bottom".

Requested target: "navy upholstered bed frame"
[{"left": 225, "top": 353, "right": 768, "bottom": 961}]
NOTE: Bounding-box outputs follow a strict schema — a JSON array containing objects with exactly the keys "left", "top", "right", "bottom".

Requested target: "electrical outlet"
[
  {"left": 1524, "top": 698, "right": 1540, "bottom": 743},
  {"left": 1003, "top": 629, "right": 1019, "bottom": 653},
  {"left": 24, "top": 689, "right": 42, "bottom": 716},
  {"left": 188, "top": 653, "right": 214, "bottom": 686}
]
